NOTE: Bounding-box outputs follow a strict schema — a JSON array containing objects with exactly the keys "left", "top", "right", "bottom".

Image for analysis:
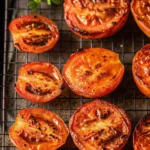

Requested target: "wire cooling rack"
[{"left": 1, "top": 0, "right": 150, "bottom": 149}]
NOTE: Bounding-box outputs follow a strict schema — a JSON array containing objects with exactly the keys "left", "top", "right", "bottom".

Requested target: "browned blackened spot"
[
  {"left": 84, "top": 70, "right": 92, "bottom": 76},
  {"left": 71, "top": 25, "right": 89, "bottom": 35},
  {"left": 27, "top": 70, "right": 56, "bottom": 83},
  {"left": 34, "top": 15, "right": 37, "bottom": 19},
  {"left": 101, "top": 72, "right": 107, "bottom": 76},
  {"left": 145, "top": 122, "right": 150, "bottom": 127},
  {"left": 25, "top": 83, "right": 52, "bottom": 95},
  {"left": 49, "top": 134, "right": 58, "bottom": 139},
  {"left": 14, "top": 43, "right": 22, "bottom": 51},
  {"left": 112, "top": 21, "right": 117, "bottom": 25},
  {"left": 28, "top": 116, "right": 38, "bottom": 126},
  {"left": 111, "top": 74, "right": 116, "bottom": 80},
  {"left": 101, "top": 110, "right": 111, "bottom": 119},
  {"left": 142, "top": 130, "right": 150, "bottom": 136},
  {"left": 95, "top": 63, "right": 102, "bottom": 69},
  {"left": 23, "top": 34, "right": 51, "bottom": 46},
  {"left": 99, "top": 129, "right": 121, "bottom": 146},
  {"left": 95, "top": 109, "right": 111, "bottom": 119},
  {"left": 120, "top": 134, "right": 127, "bottom": 139},
  {"left": 18, "top": 21, "right": 51, "bottom": 31}
]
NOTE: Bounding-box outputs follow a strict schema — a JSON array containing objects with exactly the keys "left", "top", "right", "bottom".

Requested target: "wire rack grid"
[{"left": 1, "top": 0, "right": 150, "bottom": 149}]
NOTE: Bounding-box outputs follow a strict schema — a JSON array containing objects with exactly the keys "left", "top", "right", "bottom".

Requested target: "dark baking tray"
[{"left": 1, "top": 0, "right": 150, "bottom": 149}]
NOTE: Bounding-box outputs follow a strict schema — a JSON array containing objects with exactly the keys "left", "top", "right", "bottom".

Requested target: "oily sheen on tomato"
[
  {"left": 63, "top": 48, "right": 124, "bottom": 98},
  {"left": 9, "top": 108, "right": 69, "bottom": 150},
  {"left": 9, "top": 14, "right": 59, "bottom": 53},
  {"left": 69, "top": 100, "right": 131, "bottom": 150},
  {"left": 132, "top": 44, "right": 150, "bottom": 98},
  {"left": 133, "top": 114, "right": 150, "bottom": 150},
  {"left": 131, "top": 0, "right": 150, "bottom": 37},
  {"left": 64, "top": 0, "right": 130, "bottom": 39},
  {"left": 15, "top": 62, "right": 63, "bottom": 103}
]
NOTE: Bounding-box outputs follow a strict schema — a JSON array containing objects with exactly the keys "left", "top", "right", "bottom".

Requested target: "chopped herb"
[{"left": 28, "top": 0, "right": 61, "bottom": 12}]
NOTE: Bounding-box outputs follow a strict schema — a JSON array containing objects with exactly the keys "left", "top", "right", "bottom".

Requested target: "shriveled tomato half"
[
  {"left": 9, "top": 108, "right": 69, "bottom": 150},
  {"left": 132, "top": 44, "right": 150, "bottom": 98},
  {"left": 15, "top": 62, "right": 63, "bottom": 103},
  {"left": 69, "top": 100, "right": 131, "bottom": 150},
  {"left": 131, "top": 0, "right": 150, "bottom": 37},
  {"left": 62, "top": 48, "right": 124, "bottom": 98},
  {"left": 9, "top": 14, "right": 59, "bottom": 53},
  {"left": 133, "top": 114, "right": 150, "bottom": 150},
  {"left": 64, "top": 0, "right": 130, "bottom": 39}
]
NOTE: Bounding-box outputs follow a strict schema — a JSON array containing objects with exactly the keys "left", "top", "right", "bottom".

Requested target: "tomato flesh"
[
  {"left": 9, "top": 14, "right": 59, "bottom": 53},
  {"left": 15, "top": 62, "right": 63, "bottom": 103},
  {"left": 64, "top": 0, "right": 130, "bottom": 38},
  {"left": 132, "top": 44, "right": 150, "bottom": 98},
  {"left": 63, "top": 48, "right": 124, "bottom": 98},
  {"left": 69, "top": 100, "right": 131, "bottom": 150},
  {"left": 9, "top": 108, "right": 69, "bottom": 150}
]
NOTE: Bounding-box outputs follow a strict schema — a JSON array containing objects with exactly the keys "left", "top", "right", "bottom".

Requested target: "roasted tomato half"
[
  {"left": 64, "top": 0, "right": 130, "bottom": 39},
  {"left": 9, "top": 14, "right": 59, "bottom": 53},
  {"left": 15, "top": 62, "right": 63, "bottom": 103},
  {"left": 69, "top": 100, "right": 131, "bottom": 150},
  {"left": 132, "top": 44, "right": 150, "bottom": 98},
  {"left": 131, "top": 0, "right": 150, "bottom": 37},
  {"left": 9, "top": 108, "right": 69, "bottom": 150},
  {"left": 133, "top": 114, "right": 150, "bottom": 150},
  {"left": 62, "top": 48, "right": 124, "bottom": 98}
]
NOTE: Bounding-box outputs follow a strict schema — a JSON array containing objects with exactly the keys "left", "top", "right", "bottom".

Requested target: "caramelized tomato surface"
[
  {"left": 133, "top": 114, "right": 150, "bottom": 150},
  {"left": 9, "top": 14, "right": 59, "bottom": 53},
  {"left": 63, "top": 48, "right": 124, "bottom": 98},
  {"left": 15, "top": 62, "right": 63, "bottom": 103},
  {"left": 9, "top": 108, "right": 69, "bottom": 150},
  {"left": 131, "top": 0, "right": 150, "bottom": 37},
  {"left": 69, "top": 100, "right": 131, "bottom": 150},
  {"left": 132, "top": 44, "right": 150, "bottom": 98},
  {"left": 64, "top": 0, "right": 130, "bottom": 39}
]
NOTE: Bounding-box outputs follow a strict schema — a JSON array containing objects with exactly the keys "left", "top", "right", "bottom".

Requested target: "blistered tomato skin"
[
  {"left": 9, "top": 108, "right": 69, "bottom": 150},
  {"left": 63, "top": 48, "right": 124, "bottom": 98},
  {"left": 64, "top": 0, "right": 130, "bottom": 39},
  {"left": 132, "top": 44, "right": 150, "bottom": 98},
  {"left": 69, "top": 100, "right": 131, "bottom": 150},
  {"left": 133, "top": 114, "right": 150, "bottom": 150},
  {"left": 15, "top": 62, "right": 63, "bottom": 103},
  {"left": 9, "top": 14, "right": 59, "bottom": 53},
  {"left": 131, "top": 0, "right": 150, "bottom": 37}
]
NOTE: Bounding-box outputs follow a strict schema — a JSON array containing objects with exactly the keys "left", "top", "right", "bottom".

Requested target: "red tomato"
[
  {"left": 15, "top": 62, "right": 63, "bottom": 103},
  {"left": 64, "top": 0, "right": 130, "bottom": 39},
  {"left": 132, "top": 44, "right": 150, "bottom": 98},
  {"left": 131, "top": 0, "right": 150, "bottom": 37},
  {"left": 69, "top": 100, "right": 131, "bottom": 150},
  {"left": 9, "top": 108, "right": 69, "bottom": 150},
  {"left": 63, "top": 48, "right": 124, "bottom": 98},
  {"left": 133, "top": 114, "right": 150, "bottom": 150},
  {"left": 9, "top": 14, "right": 59, "bottom": 53}
]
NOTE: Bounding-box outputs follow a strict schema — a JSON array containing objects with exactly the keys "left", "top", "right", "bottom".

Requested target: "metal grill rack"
[{"left": 1, "top": 0, "right": 150, "bottom": 149}]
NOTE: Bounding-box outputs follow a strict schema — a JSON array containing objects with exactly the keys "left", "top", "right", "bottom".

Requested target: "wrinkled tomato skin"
[
  {"left": 9, "top": 14, "right": 59, "bottom": 53},
  {"left": 9, "top": 108, "right": 69, "bottom": 150},
  {"left": 15, "top": 62, "right": 63, "bottom": 103},
  {"left": 63, "top": 48, "right": 124, "bottom": 98},
  {"left": 133, "top": 114, "right": 150, "bottom": 150},
  {"left": 132, "top": 44, "right": 150, "bottom": 98},
  {"left": 64, "top": 0, "right": 130, "bottom": 39},
  {"left": 69, "top": 100, "right": 131, "bottom": 150},
  {"left": 131, "top": 0, "right": 150, "bottom": 38}
]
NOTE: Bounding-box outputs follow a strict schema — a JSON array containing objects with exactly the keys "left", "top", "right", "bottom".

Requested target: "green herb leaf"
[
  {"left": 28, "top": 0, "right": 61, "bottom": 12},
  {"left": 47, "top": 0, "right": 51, "bottom": 5},
  {"left": 28, "top": 0, "right": 41, "bottom": 12},
  {"left": 51, "top": 0, "right": 61, "bottom": 5}
]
